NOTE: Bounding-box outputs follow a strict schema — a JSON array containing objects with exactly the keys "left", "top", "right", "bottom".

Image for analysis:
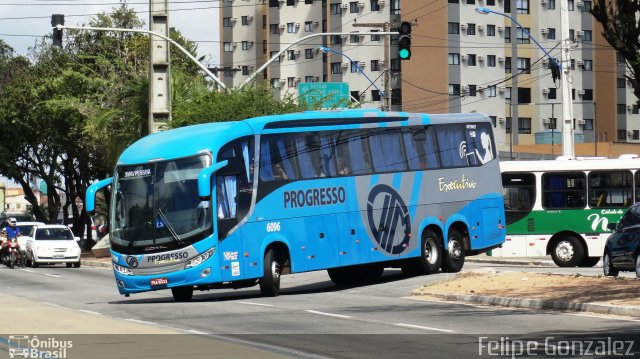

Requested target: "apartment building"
[
  {"left": 220, "top": 0, "right": 639, "bottom": 156},
  {"left": 220, "top": 0, "right": 400, "bottom": 109}
]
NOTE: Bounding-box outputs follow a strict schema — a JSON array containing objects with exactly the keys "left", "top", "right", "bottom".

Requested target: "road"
[{"left": 1, "top": 261, "right": 639, "bottom": 358}]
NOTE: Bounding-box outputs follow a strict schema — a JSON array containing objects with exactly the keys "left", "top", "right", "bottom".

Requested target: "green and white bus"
[{"left": 498, "top": 157, "right": 640, "bottom": 267}]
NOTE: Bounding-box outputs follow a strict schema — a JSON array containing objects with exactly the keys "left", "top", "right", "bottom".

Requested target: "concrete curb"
[
  {"left": 415, "top": 292, "right": 640, "bottom": 317},
  {"left": 82, "top": 259, "right": 112, "bottom": 269},
  {"left": 466, "top": 258, "right": 558, "bottom": 267}
]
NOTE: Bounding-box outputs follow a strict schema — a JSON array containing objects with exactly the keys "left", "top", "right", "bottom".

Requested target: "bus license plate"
[{"left": 150, "top": 277, "right": 168, "bottom": 286}]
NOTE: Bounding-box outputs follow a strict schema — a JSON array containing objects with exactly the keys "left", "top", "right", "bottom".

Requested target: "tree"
[{"left": 592, "top": 1, "right": 640, "bottom": 104}]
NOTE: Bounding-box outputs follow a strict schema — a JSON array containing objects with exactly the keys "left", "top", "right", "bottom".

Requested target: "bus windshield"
[{"left": 111, "top": 155, "right": 212, "bottom": 254}]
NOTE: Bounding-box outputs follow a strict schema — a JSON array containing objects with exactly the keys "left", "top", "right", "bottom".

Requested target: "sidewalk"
[
  {"left": 466, "top": 255, "right": 558, "bottom": 267},
  {"left": 80, "top": 252, "right": 111, "bottom": 269}
]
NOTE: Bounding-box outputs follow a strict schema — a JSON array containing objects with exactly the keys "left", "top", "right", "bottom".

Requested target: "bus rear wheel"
[
  {"left": 171, "top": 286, "right": 194, "bottom": 302},
  {"left": 442, "top": 229, "right": 465, "bottom": 273},
  {"left": 419, "top": 230, "right": 442, "bottom": 274},
  {"left": 550, "top": 236, "right": 584, "bottom": 267},
  {"left": 259, "top": 249, "right": 282, "bottom": 297}
]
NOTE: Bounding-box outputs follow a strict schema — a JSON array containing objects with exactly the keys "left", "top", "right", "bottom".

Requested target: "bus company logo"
[
  {"left": 125, "top": 255, "right": 139, "bottom": 268},
  {"left": 8, "top": 335, "right": 73, "bottom": 359},
  {"left": 366, "top": 184, "right": 411, "bottom": 255},
  {"left": 223, "top": 251, "right": 239, "bottom": 261}
]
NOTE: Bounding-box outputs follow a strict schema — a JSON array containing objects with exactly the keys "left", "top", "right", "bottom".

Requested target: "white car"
[
  {"left": 15, "top": 221, "right": 46, "bottom": 249},
  {"left": 25, "top": 224, "right": 82, "bottom": 268}
]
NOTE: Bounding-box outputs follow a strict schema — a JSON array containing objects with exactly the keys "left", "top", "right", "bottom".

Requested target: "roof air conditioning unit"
[
  {"left": 542, "top": 88, "right": 550, "bottom": 94},
  {"left": 477, "top": 55, "right": 484, "bottom": 61},
  {"left": 498, "top": 117, "right": 505, "bottom": 123},
  {"left": 542, "top": 118, "right": 550, "bottom": 124},
  {"left": 340, "top": 3, "right": 348, "bottom": 9},
  {"left": 577, "top": 119, "right": 586, "bottom": 125},
  {"left": 460, "top": 24, "right": 468, "bottom": 31},
  {"left": 461, "top": 54, "right": 468, "bottom": 61},
  {"left": 577, "top": 89, "right": 585, "bottom": 95},
  {"left": 342, "top": 62, "right": 349, "bottom": 68},
  {"left": 541, "top": 28, "right": 549, "bottom": 35},
  {"left": 378, "top": 0, "right": 386, "bottom": 5}
]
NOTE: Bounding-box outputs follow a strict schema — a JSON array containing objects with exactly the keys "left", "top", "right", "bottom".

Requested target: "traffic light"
[
  {"left": 398, "top": 21, "right": 412, "bottom": 60},
  {"left": 51, "top": 14, "right": 64, "bottom": 48}
]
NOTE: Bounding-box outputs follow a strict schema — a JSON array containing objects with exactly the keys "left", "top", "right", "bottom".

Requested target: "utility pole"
[
  {"left": 353, "top": 22, "right": 390, "bottom": 111},
  {"left": 149, "top": 0, "right": 171, "bottom": 134},
  {"left": 560, "top": 0, "right": 574, "bottom": 157},
  {"left": 509, "top": 0, "right": 519, "bottom": 152}
]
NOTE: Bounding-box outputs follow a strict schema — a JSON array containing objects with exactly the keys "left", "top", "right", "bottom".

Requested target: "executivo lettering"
[{"left": 438, "top": 175, "right": 478, "bottom": 192}]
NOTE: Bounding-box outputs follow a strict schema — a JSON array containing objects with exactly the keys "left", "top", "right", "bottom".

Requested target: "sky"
[{"left": 0, "top": 0, "right": 220, "bottom": 66}]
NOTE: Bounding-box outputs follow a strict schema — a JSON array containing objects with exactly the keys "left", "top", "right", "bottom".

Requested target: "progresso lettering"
[
  {"left": 124, "top": 169, "right": 151, "bottom": 178},
  {"left": 284, "top": 187, "right": 346, "bottom": 209},
  {"left": 146, "top": 251, "right": 189, "bottom": 265}
]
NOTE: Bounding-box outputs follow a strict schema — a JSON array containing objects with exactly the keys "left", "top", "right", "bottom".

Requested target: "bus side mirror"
[
  {"left": 198, "top": 160, "right": 229, "bottom": 199},
  {"left": 607, "top": 222, "right": 617, "bottom": 231},
  {"left": 86, "top": 177, "right": 113, "bottom": 215}
]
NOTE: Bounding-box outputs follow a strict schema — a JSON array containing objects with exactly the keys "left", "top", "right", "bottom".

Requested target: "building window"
[
  {"left": 582, "top": 1, "right": 592, "bottom": 11},
  {"left": 582, "top": 89, "right": 593, "bottom": 101},
  {"left": 505, "top": 56, "right": 511, "bottom": 73},
  {"left": 287, "top": 23, "right": 295, "bottom": 33},
  {"left": 548, "top": 0, "right": 556, "bottom": 10},
  {"left": 618, "top": 130, "right": 627, "bottom": 140},
  {"left": 371, "top": 0, "right": 380, "bottom": 11},
  {"left": 467, "top": 0, "right": 475, "bottom": 4},
  {"left": 330, "top": 3, "right": 342, "bottom": 14},
  {"left": 287, "top": 0, "right": 296, "bottom": 5},
  {"left": 504, "top": 27, "right": 511, "bottom": 43},
  {"left": 583, "top": 60, "right": 593, "bottom": 71},
  {"left": 547, "top": 28, "right": 556, "bottom": 40},
  {"left": 634, "top": 131, "right": 640, "bottom": 140},
  {"left": 617, "top": 78, "right": 626, "bottom": 88},
  {"left": 583, "top": 119, "right": 593, "bottom": 130},
  {"left": 288, "top": 50, "right": 296, "bottom": 60},
  {"left": 487, "top": 55, "right": 496, "bottom": 67},
  {"left": 448, "top": 53, "right": 460, "bottom": 65},
  {"left": 305, "top": 75, "right": 315, "bottom": 83},
  {"left": 548, "top": 88, "right": 557, "bottom": 100},
  {"left": 516, "top": 0, "right": 529, "bottom": 14},
  {"left": 517, "top": 57, "right": 531, "bottom": 74},
  {"left": 468, "top": 85, "right": 477, "bottom": 97},
  {"left": 487, "top": 0, "right": 495, "bottom": 4},
  {"left": 568, "top": 0, "right": 574, "bottom": 11},
  {"left": 467, "top": 23, "right": 476, "bottom": 35},
  {"left": 270, "top": 24, "right": 279, "bottom": 35},
  {"left": 449, "top": 84, "right": 461, "bottom": 96},
  {"left": 634, "top": 105, "right": 640, "bottom": 115},
  {"left": 223, "top": 17, "right": 232, "bottom": 27},
  {"left": 371, "top": 89, "right": 381, "bottom": 101},
  {"left": 518, "top": 117, "right": 532, "bottom": 134},
  {"left": 517, "top": 27, "right": 530, "bottom": 44},
  {"left": 617, "top": 104, "right": 627, "bottom": 114},
  {"left": 489, "top": 116, "right": 497, "bottom": 127},
  {"left": 242, "top": 66, "right": 250, "bottom": 76},
  {"left": 351, "top": 61, "right": 360, "bottom": 73},
  {"left": 350, "top": 1, "right": 360, "bottom": 13},
  {"left": 467, "top": 54, "right": 477, "bottom": 66},
  {"left": 371, "top": 30, "right": 381, "bottom": 41},
  {"left": 371, "top": 59, "right": 381, "bottom": 71},
  {"left": 391, "top": 0, "right": 400, "bottom": 15},
  {"left": 288, "top": 77, "right": 295, "bottom": 88},
  {"left": 331, "top": 35, "right": 342, "bottom": 45},
  {"left": 582, "top": 30, "right": 592, "bottom": 42},
  {"left": 263, "top": 40, "right": 267, "bottom": 54},
  {"left": 506, "top": 117, "right": 511, "bottom": 133},
  {"left": 488, "top": 85, "right": 497, "bottom": 97},
  {"left": 241, "top": 41, "right": 249, "bottom": 50},
  {"left": 304, "top": 21, "right": 313, "bottom": 32},
  {"left": 448, "top": 22, "right": 460, "bottom": 35},
  {"left": 351, "top": 33, "right": 360, "bottom": 43},
  {"left": 487, "top": 24, "right": 495, "bottom": 36},
  {"left": 270, "top": 51, "right": 280, "bottom": 62},
  {"left": 223, "top": 42, "right": 233, "bottom": 52},
  {"left": 331, "top": 62, "right": 342, "bottom": 74}
]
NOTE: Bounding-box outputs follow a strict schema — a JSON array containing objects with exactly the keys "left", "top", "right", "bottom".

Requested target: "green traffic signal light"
[{"left": 398, "top": 21, "right": 412, "bottom": 60}]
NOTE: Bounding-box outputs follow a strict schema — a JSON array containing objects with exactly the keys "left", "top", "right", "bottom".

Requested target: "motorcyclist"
[{"left": 5, "top": 218, "right": 21, "bottom": 240}]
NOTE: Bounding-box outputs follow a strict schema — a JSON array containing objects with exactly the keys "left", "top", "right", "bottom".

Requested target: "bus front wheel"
[
  {"left": 442, "top": 229, "right": 465, "bottom": 273},
  {"left": 171, "top": 286, "right": 194, "bottom": 302},
  {"left": 550, "top": 236, "right": 584, "bottom": 267},
  {"left": 260, "top": 249, "right": 282, "bottom": 297}
]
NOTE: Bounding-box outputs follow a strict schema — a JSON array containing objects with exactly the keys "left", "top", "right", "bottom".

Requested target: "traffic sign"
[{"left": 299, "top": 82, "right": 350, "bottom": 108}]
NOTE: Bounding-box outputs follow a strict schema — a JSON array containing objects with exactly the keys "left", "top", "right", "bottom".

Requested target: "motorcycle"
[{"left": 3, "top": 237, "right": 25, "bottom": 269}]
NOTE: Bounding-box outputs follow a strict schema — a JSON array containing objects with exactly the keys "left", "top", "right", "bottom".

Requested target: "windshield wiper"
[{"left": 156, "top": 209, "right": 184, "bottom": 246}]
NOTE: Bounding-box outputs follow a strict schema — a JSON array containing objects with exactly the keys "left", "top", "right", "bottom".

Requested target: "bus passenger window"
[
  {"left": 273, "top": 162, "right": 289, "bottom": 180},
  {"left": 217, "top": 176, "right": 237, "bottom": 219}
]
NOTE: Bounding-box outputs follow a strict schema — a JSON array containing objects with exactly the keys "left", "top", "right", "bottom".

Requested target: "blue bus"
[{"left": 86, "top": 109, "right": 505, "bottom": 301}]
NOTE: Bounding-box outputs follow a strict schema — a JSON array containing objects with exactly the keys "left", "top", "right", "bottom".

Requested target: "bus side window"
[{"left": 217, "top": 176, "right": 237, "bottom": 219}]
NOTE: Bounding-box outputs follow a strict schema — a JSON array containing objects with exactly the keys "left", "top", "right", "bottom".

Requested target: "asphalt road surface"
[{"left": 1, "top": 261, "right": 639, "bottom": 358}]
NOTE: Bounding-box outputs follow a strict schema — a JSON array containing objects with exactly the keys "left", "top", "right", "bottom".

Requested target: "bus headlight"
[
  {"left": 113, "top": 263, "right": 133, "bottom": 276},
  {"left": 185, "top": 248, "right": 215, "bottom": 269}
]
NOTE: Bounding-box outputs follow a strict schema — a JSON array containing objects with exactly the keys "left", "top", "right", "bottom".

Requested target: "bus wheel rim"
[
  {"left": 271, "top": 261, "right": 280, "bottom": 281},
  {"left": 425, "top": 239, "right": 438, "bottom": 264},
  {"left": 448, "top": 239, "right": 462, "bottom": 260},
  {"left": 604, "top": 254, "right": 611, "bottom": 275},
  {"left": 556, "top": 241, "right": 574, "bottom": 262}
]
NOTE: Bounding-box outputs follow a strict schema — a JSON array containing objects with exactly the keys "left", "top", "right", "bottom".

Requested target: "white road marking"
[
  {"left": 305, "top": 310, "right": 352, "bottom": 319},
  {"left": 77, "top": 309, "right": 103, "bottom": 315},
  {"left": 125, "top": 318, "right": 158, "bottom": 325},
  {"left": 185, "top": 329, "right": 210, "bottom": 335},
  {"left": 394, "top": 323, "right": 454, "bottom": 333},
  {"left": 238, "top": 301, "right": 274, "bottom": 307},
  {"left": 20, "top": 269, "right": 34, "bottom": 273},
  {"left": 44, "top": 273, "right": 61, "bottom": 278}
]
